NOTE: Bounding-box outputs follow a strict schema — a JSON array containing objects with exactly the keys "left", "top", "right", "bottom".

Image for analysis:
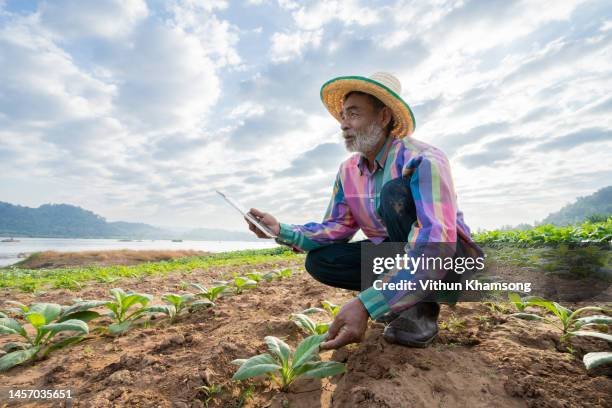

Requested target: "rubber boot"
[{"left": 382, "top": 302, "right": 440, "bottom": 347}]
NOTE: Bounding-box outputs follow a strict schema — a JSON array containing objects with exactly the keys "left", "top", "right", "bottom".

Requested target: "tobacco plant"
[
  {"left": 290, "top": 313, "right": 329, "bottom": 335},
  {"left": 232, "top": 334, "right": 345, "bottom": 392},
  {"left": 0, "top": 303, "right": 89, "bottom": 371},
  {"left": 104, "top": 288, "right": 153, "bottom": 335},
  {"left": 233, "top": 277, "right": 257, "bottom": 294},
  {"left": 190, "top": 283, "right": 227, "bottom": 302}
]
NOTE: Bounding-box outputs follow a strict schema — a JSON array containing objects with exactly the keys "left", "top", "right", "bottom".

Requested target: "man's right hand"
[{"left": 245, "top": 208, "right": 280, "bottom": 238}]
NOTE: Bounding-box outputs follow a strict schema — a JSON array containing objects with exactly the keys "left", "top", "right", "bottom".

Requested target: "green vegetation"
[
  {"left": 232, "top": 276, "right": 258, "bottom": 294},
  {"left": 190, "top": 283, "right": 227, "bottom": 302},
  {"left": 473, "top": 219, "right": 611, "bottom": 246},
  {"left": 0, "top": 247, "right": 301, "bottom": 293},
  {"left": 0, "top": 302, "right": 89, "bottom": 371},
  {"left": 232, "top": 335, "right": 345, "bottom": 392},
  {"left": 290, "top": 313, "right": 329, "bottom": 335}
]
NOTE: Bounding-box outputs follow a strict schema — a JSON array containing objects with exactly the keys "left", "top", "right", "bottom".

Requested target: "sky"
[{"left": 0, "top": 0, "right": 611, "bottom": 234}]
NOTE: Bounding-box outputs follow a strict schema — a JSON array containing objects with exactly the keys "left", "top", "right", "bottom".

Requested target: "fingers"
[
  {"left": 249, "top": 208, "right": 266, "bottom": 218},
  {"left": 326, "top": 317, "right": 341, "bottom": 340},
  {"left": 244, "top": 216, "right": 265, "bottom": 238},
  {"left": 320, "top": 328, "right": 352, "bottom": 350}
]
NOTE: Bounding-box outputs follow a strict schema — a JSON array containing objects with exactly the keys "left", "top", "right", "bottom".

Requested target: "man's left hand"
[{"left": 320, "top": 297, "right": 369, "bottom": 350}]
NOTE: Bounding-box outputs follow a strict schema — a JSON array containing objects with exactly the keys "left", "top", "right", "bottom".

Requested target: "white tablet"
[{"left": 215, "top": 190, "right": 278, "bottom": 239}]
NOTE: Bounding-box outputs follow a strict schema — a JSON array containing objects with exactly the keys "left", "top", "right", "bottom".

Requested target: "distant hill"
[
  {"left": 0, "top": 202, "right": 257, "bottom": 241},
  {"left": 542, "top": 186, "right": 612, "bottom": 226}
]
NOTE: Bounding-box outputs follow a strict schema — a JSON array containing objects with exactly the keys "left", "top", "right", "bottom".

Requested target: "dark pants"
[
  {"left": 305, "top": 177, "right": 417, "bottom": 290},
  {"left": 305, "top": 176, "right": 419, "bottom": 292}
]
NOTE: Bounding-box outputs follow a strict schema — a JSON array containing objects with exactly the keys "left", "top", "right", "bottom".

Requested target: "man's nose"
[{"left": 340, "top": 117, "right": 350, "bottom": 131}]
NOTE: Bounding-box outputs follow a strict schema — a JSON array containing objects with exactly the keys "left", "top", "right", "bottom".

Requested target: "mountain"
[
  {"left": 0, "top": 202, "right": 257, "bottom": 241},
  {"left": 542, "top": 186, "right": 612, "bottom": 225}
]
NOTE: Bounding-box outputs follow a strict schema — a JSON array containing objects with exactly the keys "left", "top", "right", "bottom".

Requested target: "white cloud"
[
  {"left": 269, "top": 29, "right": 322, "bottom": 62},
  {"left": 288, "top": 0, "right": 381, "bottom": 30},
  {"left": 39, "top": 0, "right": 149, "bottom": 40}
]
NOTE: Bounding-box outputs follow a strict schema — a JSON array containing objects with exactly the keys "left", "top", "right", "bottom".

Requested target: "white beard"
[{"left": 343, "top": 122, "right": 385, "bottom": 155}]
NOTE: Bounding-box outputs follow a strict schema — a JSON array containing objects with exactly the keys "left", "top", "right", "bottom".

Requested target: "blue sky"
[{"left": 0, "top": 0, "right": 611, "bottom": 233}]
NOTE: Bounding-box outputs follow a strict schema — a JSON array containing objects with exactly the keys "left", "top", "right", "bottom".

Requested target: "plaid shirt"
[{"left": 276, "top": 136, "right": 479, "bottom": 319}]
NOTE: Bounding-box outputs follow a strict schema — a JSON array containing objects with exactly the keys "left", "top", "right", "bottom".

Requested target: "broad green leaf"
[
  {"left": 293, "top": 334, "right": 326, "bottom": 369},
  {"left": 0, "top": 346, "right": 39, "bottom": 372},
  {"left": 191, "top": 300, "right": 215, "bottom": 310},
  {"left": 301, "top": 361, "right": 346, "bottom": 378},
  {"left": 291, "top": 313, "right": 318, "bottom": 335},
  {"left": 162, "top": 294, "right": 183, "bottom": 306},
  {"left": 41, "top": 319, "right": 89, "bottom": 336},
  {"left": 121, "top": 293, "right": 152, "bottom": 311},
  {"left": 145, "top": 305, "right": 174, "bottom": 315},
  {"left": 2, "top": 342, "right": 28, "bottom": 352},
  {"left": 189, "top": 283, "right": 206, "bottom": 292},
  {"left": 232, "top": 353, "right": 281, "bottom": 380},
  {"left": 264, "top": 336, "right": 291, "bottom": 367},
  {"left": 108, "top": 320, "right": 131, "bottom": 335},
  {"left": 110, "top": 288, "right": 126, "bottom": 305},
  {"left": 570, "top": 331, "right": 612, "bottom": 342},
  {"left": 60, "top": 301, "right": 110, "bottom": 317},
  {"left": 231, "top": 358, "right": 248, "bottom": 366},
  {"left": 574, "top": 315, "right": 612, "bottom": 328},
  {"left": 510, "top": 313, "right": 544, "bottom": 321},
  {"left": 25, "top": 312, "right": 46, "bottom": 328},
  {"left": 0, "top": 312, "right": 7, "bottom": 318},
  {"left": 57, "top": 311, "right": 100, "bottom": 323},
  {"left": 29, "top": 303, "right": 61, "bottom": 324},
  {"left": 0, "top": 318, "right": 27, "bottom": 337},
  {"left": 583, "top": 352, "right": 612, "bottom": 370}
]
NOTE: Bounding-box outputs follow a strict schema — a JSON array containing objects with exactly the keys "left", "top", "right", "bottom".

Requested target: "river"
[{"left": 0, "top": 237, "right": 279, "bottom": 267}]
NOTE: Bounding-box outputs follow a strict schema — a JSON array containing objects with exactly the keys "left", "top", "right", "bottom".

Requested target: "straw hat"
[{"left": 320, "top": 72, "right": 416, "bottom": 138}]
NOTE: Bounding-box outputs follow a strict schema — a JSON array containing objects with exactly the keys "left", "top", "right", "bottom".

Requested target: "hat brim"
[{"left": 320, "top": 75, "right": 416, "bottom": 138}]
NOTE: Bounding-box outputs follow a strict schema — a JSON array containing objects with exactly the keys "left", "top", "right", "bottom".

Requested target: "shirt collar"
[{"left": 357, "top": 136, "right": 393, "bottom": 176}]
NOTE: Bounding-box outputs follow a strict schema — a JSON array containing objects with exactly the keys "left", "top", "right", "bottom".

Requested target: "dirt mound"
[{"left": 0, "top": 258, "right": 610, "bottom": 407}]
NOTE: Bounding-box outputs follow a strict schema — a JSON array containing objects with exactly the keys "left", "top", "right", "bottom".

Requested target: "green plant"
[
  {"left": 246, "top": 272, "right": 264, "bottom": 282},
  {"left": 0, "top": 303, "right": 89, "bottom": 371},
  {"left": 278, "top": 269, "right": 293, "bottom": 279},
  {"left": 290, "top": 313, "right": 329, "bottom": 335},
  {"left": 440, "top": 314, "right": 466, "bottom": 333},
  {"left": 190, "top": 283, "right": 227, "bottom": 302},
  {"left": 321, "top": 301, "right": 340, "bottom": 318},
  {"left": 232, "top": 335, "right": 345, "bottom": 392},
  {"left": 145, "top": 293, "right": 208, "bottom": 321},
  {"left": 197, "top": 384, "right": 223, "bottom": 407},
  {"left": 233, "top": 277, "right": 257, "bottom": 294},
  {"left": 105, "top": 288, "right": 153, "bottom": 335}
]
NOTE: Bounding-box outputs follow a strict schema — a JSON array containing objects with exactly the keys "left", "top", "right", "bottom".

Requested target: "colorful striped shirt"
[{"left": 276, "top": 135, "right": 480, "bottom": 320}]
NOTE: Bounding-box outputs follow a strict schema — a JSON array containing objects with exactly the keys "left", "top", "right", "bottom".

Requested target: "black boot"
[{"left": 382, "top": 302, "right": 440, "bottom": 347}]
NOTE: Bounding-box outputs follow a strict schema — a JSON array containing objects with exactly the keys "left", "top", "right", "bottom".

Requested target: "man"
[{"left": 246, "top": 72, "right": 482, "bottom": 350}]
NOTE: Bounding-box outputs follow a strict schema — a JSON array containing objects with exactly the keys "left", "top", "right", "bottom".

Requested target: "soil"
[{"left": 0, "top": 257, "right": 611, "bottom": 408}]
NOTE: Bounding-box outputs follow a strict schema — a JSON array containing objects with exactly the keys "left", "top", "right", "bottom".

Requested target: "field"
[{"left": 0, "top": 224, "right": 611, "bottom": 408}]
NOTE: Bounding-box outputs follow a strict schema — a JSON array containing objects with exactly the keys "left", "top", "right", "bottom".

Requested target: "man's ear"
[{"left": 380, "top": 106, "right": 392, "bottom": 129}]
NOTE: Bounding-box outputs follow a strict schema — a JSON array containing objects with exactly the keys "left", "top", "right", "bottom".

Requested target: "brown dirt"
[
  {"left": 0, "top": 259, "right": 611, "bottom": 408},
  {"left": 14, "top": 250, "right": 209, "bottom": 269}
]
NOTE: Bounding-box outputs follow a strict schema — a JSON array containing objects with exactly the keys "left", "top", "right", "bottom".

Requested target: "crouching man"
[{"left": 245, "top": 72, "right": 482, "bottom": 350}]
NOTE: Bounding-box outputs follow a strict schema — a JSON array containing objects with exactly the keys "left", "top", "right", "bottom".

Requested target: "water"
[{"left": 0, "top": 237, "right": 280, "bottom": 267}]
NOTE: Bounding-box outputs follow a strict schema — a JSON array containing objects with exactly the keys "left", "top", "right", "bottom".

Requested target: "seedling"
[
  {"left": 0, "top": 303, "right": 89, "bottom": 371},
  {"left": 145, "top": 293, "right": 199, "bottom": 321},
  {"left": 104, "top": 288, "right": 153, "bottom": 335},
  {"left": 233, "top": 277, "right": 257, "bottom": 294},
  {"left": 246, "top": 272, "right": 264, "bottom": 282},
  {"left": 232, "top": 334, "right": 345, "bottom": 392},
  {"left": 321, "top": 301, "right": 340, "bottom": 318},
  {"left": 197, "top": 384, "right": 223, "bottom": 407},
  {"left": 290, "top": 313, "right": 329, "bottom": 335},
  {"left": 277, "top": 269, "right": 293, "bottom": 279},
  {"left": 190, "top": 283, "right": 227, "bottom": 302}
]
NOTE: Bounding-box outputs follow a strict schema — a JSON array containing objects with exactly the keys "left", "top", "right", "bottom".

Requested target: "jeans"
[{"left": 304, "top": 176, "right": 467, "bottom": 302}]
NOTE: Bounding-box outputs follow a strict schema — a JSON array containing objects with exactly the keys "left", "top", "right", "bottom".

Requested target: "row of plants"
[
  {"left": 473, "top": 219, "right": 612, "bottom": 246},
  {"left": 0, "top": 247, "right": 301, "bottom": 292},
  {"left": 508, "top": 293, "right": 612, "bottom": 370},
  {"left": 0, "top": 268, "right": 295, "bottom": 372}
]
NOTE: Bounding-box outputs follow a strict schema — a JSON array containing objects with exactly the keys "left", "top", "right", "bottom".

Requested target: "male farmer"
[{"left": 245, "top": 72, "right": 481, "bottom": 350}]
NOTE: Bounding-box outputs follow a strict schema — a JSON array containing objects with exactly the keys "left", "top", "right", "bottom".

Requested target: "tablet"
[{"left": 215, "top": 190, "right": 278, "bottom": 239}]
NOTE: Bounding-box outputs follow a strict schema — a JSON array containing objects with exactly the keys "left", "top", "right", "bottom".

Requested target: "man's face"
[{"left": 340, "top": 93, "right": 386, "bottom": 155}]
